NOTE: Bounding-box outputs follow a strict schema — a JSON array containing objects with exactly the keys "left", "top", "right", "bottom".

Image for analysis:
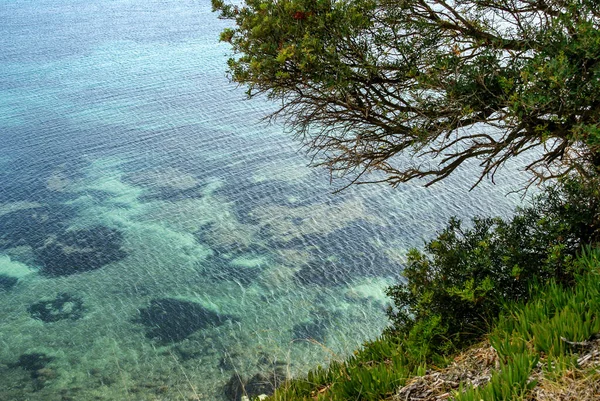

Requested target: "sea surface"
[{"left": 0, "top": 1, "right": 525, "bottom": 399}]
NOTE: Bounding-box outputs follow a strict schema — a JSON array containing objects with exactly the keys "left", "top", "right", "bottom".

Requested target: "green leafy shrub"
[{"left": 386, "top": 177, "right": 600, "bottom": 354}]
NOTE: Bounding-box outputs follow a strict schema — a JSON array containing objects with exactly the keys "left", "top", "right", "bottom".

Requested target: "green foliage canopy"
[
  {"left": 386, "top": 176, "right": 600, "bottom": 354},
  {"left": 213, "top": 0, "right": 600, "bottom": 188}
]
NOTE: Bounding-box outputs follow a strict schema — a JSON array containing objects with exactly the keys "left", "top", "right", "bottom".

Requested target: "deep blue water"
[{"left": 0, "top": 1, "right": 525, "bottom": 399}]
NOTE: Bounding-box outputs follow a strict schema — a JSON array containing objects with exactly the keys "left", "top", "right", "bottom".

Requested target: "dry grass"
[
  {"left": 532, "top": 368, "right": 600, "bottom": 401},
  {"left": 531, "top": 339, "right": 600, "bottom": 401},
  {"left": 392, "top": 341, "right": 499, "bottom": 401},
  {"left": 530, "top": 370, "right": 600, "bottom": 401},
  {"left": 391, "top": 339, "right": 600, "bottom": 401}
]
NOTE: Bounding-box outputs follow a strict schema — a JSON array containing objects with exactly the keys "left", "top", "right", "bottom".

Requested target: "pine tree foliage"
[{"left": 213, "top": 0, "right": 600, "bottom": 188}]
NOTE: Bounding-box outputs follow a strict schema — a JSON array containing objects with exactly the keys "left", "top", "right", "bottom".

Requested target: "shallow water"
[{"left": 0, "top": 1, "right": 526, "bottom": 399}]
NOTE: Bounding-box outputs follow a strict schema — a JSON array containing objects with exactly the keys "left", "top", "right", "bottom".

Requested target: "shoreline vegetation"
[{"left": 236, "top": 177, "right": 600, "bottom": 401}]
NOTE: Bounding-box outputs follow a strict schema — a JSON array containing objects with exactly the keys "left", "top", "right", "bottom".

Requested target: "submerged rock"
[
  {"left": 0, "top": 206, "right": 72, "bottom": 250},
  {"left": 0, "top": 210, "right": 128, "bottom": 277},
  {"left": 28, "top": 293, "right": 85, "bottom": 322},
  {"left": 216, "top": 179, "right": 312, "bottom": 225},
  {"left": 9, "top": 352, "right": 57, "bottom": 387},
  {"left": 0, "top": 274, "right": 18, "bottom": 291},
  {"left": 136, "top": 298, "right": 237, "bottom": 344},
  {"left": 291, "top": 220, "right": 399, "bottom": 286},
  {"left": 36, "top": 226, "right": 127, "bottom": 277},
  {"left": 223, "top": 368, "right": 287, "bottom": 401},
  {"left": 10, "top": 353, "right": 53, "bottom": 372}
]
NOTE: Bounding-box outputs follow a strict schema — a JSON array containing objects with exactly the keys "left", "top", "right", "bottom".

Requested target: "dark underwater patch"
[
  {"left": 138, "top": 185, "right": 205, "bottom": 203},
  {"left": 223, "top": 368, "right": 287, "bottom": 401},
  {"left": 264, "top": 230, "right": 307, "bottom": 250},
  {"left": 0, "top": 170, "right": 71, "bottom": 205},
  {"left": 9, "top": 353, "right": 53, "bottom": 372},
  {"left": 293, "top": 253, "right": 399, "bottom": 287},
  {"left": 0, "top": 206, "right": 74, "bottom": 250},
  {"left": 291, "top": 304, "right": 338, "bottom": 342},
  {"left": 0, "top": 274, "right": 18, "bottom": 291},
  {"left": 121, "top": 165, "right": 205, "bottom": 203},
  {"left": 36, "top": 226, "right": 127, "bottom": 277},
  {"left": 0, "top": 204, "right": 126, "bottom": 277},
  {"left": 28, "top": 293, "right": 85, "bottom": 323},
  {"left": 223, "top": 351, "right": 289, "bottom": 400},
  {"left": 0, "top": 151, "right": 87, "bottom": 205},
  {"left": 291, "top": 220, "right": 399, "bottom": 286},
  {"left": 215, "top": 179, "right": 321, "bottom": 225},
  {"left": 136, "top": 298, "right": 238, "bottom": 344},
  {"left": 8, "top": 351, "right": 58, "bottom": 387}
]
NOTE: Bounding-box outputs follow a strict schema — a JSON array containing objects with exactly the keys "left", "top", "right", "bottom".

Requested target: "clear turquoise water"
[{"left": 0, "top": 1, "right": 525, "bottom": 399}]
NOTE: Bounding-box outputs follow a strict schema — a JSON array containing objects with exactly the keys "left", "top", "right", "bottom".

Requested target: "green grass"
[{"left": 266, "top": 333, "right": 439, "bottom": 401}]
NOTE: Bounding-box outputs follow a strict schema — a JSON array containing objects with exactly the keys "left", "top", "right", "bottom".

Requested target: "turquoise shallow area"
[{"left": 0, "top": 1, "right": 526, "bottom": 400}]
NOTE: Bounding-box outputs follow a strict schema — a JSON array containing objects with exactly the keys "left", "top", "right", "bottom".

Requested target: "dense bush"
[{"left": 385, "top": 176, "right": 600, "bottom": 354}]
